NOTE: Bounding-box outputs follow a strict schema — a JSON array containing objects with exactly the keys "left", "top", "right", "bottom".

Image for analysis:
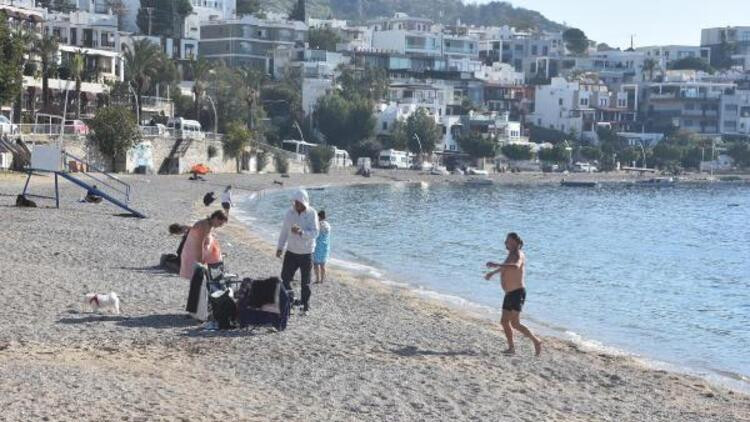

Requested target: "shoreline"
[
  {"left": 236, "top": 178, "right": 750, "bottom": 395},
  {"left": 1, "top": 171, "right": 749, "bottom": 421}
]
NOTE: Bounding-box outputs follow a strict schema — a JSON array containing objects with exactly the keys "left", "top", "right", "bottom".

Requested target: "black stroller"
[{"left": 185, "top": 262, "right": 290, "bottom": 331}]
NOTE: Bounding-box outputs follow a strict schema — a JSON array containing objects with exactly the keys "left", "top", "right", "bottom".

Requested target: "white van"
[
  {"left": 378, "top": 149, "right": 412, "bottom": 169},
  {"left": 167, "top": 118, "right": 204, "bottom": 139}
]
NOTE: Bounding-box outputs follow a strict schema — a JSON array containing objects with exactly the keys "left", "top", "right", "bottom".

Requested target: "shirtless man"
[{"left": 485, "top": 232, "right": 542, "bottom": 356}]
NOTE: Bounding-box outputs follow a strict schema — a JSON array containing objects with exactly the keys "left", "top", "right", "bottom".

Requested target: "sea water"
[{"left": 238, "top": 181, "right": 750, "bottom": 390}]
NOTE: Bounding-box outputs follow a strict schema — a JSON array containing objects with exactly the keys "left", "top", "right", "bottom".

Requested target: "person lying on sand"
[{"left": 485, "top": 232, "right": 542, "bottom": 357}]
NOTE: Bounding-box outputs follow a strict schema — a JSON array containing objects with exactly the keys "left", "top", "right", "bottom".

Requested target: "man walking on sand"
[
  {"left": 277, "top": 189, "right": 319, "bottom": 314},
  {"left": 485, "top": 232, "right": 542, "bottom": 356}
]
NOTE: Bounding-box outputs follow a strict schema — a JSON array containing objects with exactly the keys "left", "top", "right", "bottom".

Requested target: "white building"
[
  {"left": 530, "top": 77, "right": 634, "bottom": 142},
  {"left": 559, "top": 51, "right": 647, "bottom": 85},
  {"left": 719, "top": 88, "right": 750, "bottom": 135},
  {"left": 474, "top": 62, "right": 524, "bottom": 85},
  {"left": 635, "top": 45, "right": 711, "bottom": 69}
]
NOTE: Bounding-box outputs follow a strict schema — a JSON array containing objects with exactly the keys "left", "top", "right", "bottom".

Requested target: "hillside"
[{"left": 261, "top": 0, "right": 565, "bottom": 32}]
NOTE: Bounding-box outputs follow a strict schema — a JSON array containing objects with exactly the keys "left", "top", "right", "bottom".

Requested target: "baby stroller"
[{"left": 185, "top": 263, "right": 290, "bottom": 331}]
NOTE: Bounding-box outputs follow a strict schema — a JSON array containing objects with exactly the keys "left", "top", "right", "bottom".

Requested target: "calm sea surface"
[{"left": 238, "top": 181, "right": 750, "bottom": 389}]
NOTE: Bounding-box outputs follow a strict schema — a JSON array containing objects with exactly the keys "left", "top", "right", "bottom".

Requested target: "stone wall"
[{"left": 41, "top": 134, "right": 317, "bottom": 175}]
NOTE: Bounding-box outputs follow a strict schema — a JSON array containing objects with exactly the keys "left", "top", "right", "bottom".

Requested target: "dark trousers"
[{"left": 281, "top": 251, "right": 312, "bottom": 311}]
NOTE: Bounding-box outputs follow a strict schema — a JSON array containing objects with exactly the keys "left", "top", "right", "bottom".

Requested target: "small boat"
[
  {"left": 465, "top": 177, "right": 494, "bottom": 186},
  {"left": 635, "top": 177, "right": 676, "bottom": 186},
  {"left": 561, "top": 180, "right": 598, "bottom": 188}
]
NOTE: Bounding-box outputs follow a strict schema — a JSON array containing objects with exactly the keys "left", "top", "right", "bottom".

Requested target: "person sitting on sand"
[
  {"left": 313, "top": 210, "right": 331, "bottom": 284},
  {"left": 180, "top": 210, "right": 228, "bottom": 280},
  {"left": 221, "top": 185, "right": 233, "bottom": 215},
  {"left": 84, "top": 185, "right": 103, "bottom": 203},
  {"left": 485, "top": 232, "right": 542, "bottom": 356}
]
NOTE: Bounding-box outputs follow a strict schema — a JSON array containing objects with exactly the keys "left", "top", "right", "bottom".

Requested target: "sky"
[{"left": 467, "top": 0, "right": 749, "bottom": 48}]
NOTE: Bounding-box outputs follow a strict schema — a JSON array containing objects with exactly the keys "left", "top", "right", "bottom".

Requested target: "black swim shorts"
[{"left": 502, "top": 288, "right": 526, "bottom": 312}]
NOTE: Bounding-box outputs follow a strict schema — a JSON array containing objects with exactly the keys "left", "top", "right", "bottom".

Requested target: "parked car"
[
  {"left": 430, "top": 166, "right": 449, "bottom": 176},
  {"left": 411, "top": 161, "right": 434, "bottom": 171},
  {"left": 0, "top": 115, "right": 19, "bottom": 135},
  {"left": 467, "top": 167, "right": 489, "bottom": 176},
  {"left": 572, "top": 162, "right": 598, "bottom": 173},
  {"left": 64, "top": 120, "right": 89, "bottom": 135}
]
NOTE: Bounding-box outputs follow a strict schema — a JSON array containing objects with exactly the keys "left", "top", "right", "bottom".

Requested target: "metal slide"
[{"left": 56, "top": 171, "right": 147, "bottom": 218}]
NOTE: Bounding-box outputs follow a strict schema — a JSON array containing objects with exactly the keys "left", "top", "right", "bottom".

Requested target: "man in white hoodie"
[{"left": 276, "top": 189, "right": 319, "bottom": 313}]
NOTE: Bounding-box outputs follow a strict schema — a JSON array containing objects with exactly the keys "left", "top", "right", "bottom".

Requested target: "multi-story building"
[
  {"left": 643, "top": 80, "right": 735, "bottom": 135},
  {"left": 530, "top": 77, "right": 635, "bottom": 142},
  {"left": 719, "top": 86, "right": 750, "bottom": 136},
  {"left": 701, "top": 26, "right": 750, "bottom": 68},
  {"left": 199, "top": 14, "right": 307, "bottom": 71},
  {"left": 635, "top": 45, "right": 711, "bottom": 69},
  {"left": 558, "top": 51, "right": 647, "bottom": 85}
]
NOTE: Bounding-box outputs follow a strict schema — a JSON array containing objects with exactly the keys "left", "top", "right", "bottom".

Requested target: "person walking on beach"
[
  {"left": 276, "top": 189, "right": 319, "bottom": 314},
  {"left": 485, "top": 232, "right": 542, "bottom": 356},
  {"left": 180, "top": 210, "right": 228, "bottom": 280},
  {"left": 313, "top": 210, "right": 331, "bottom": 284},
  {"left": 221, "top": 185, "right": 233, "bottom": 215}
]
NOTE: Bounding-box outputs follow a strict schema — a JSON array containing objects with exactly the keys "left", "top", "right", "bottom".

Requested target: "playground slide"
[{"left": 56, "top": 172, "right": 147, "bottom": 218}]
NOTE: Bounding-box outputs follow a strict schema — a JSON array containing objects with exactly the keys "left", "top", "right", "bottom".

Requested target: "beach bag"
[
  {"left": 209, "top": 289, "right": 236, "bottom": 330},
  {"left": 203, "top": 192, "right": 216, "bottom": 206}
]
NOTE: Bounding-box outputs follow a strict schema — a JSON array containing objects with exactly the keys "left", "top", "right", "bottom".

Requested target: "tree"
[
  {"left": 222, "top": 121, "right": 252, "bottom": 173},
  {"left": 668, "top": 57, "right": 714, "bottom": 74},
  {"left": 89, "top": 106, "right": 140, "bottom": 170},
  {"left": 651, "top": 143, "right": 683, "bottom": 169},
  {"left": 727, "top": 142, "right": 750, "bottom": 168},
  {"left": 337, "top": 66, "right": 388, "bottom": 101},
  {"left": 458, "top": 133, "right": 499, "bottom": 159},
  {"left": 236, "top": 0, "right": 262, "bottom": 16},
  {"left": 0, "top": 14, "right": 25, "bottom": 108},
  {"left": 563, "top": 28, "right": 589, "bottom": 55},
  {"left": 315, "top": 93, "right": 350, "bottom": 147},
  {"left": 538, "top": 145, "right": 568, "bottom": 164},
  {"left": 308, "top": 27, "right": 341, "bottom": 52},
  {"left": 32, "top": 33, "right": 58, "bottom": 111},
  {"left": 527, "top": 123, "right": 568, "bottom": 144},
  {"left": 642, "top": 58, "right": 659, "bottom": 81},
  {"left": 123, "top": 38, "right": 162, "bottom": 120},
  {"left": 187, "top": 58, "right": 214, "bottom": 120},
  {"left": 579, "top": 146, "right": 601, "bottom": 161},
  {"left": 501, "top": 144, "right": 534, "bottom": 161},
  {"left": 349, "top": 138, "right": 383, "bottom": 163},
  {"left": 346, "top": 95, "right": 376, "bottom": 146},
  {"left": 308, "top": 145, "right": 335, "bottom": 173},
  {"left": 70, "top": 50, "right": 85, "bottom": 118},
  {"left": 136, "top": 0, "right": 193, "bottom": 37},
  {"left": 288, "top": 0, "right": 305, "bottom": 22},
  {"left": 205, "top": 64, "right": 251, "bottom": 133},
  {"left": 404, "top": 109, "right": 441, "bottom": 156},
  {"left": 236, "top": 66, "right": 267, "bottom": 130}
]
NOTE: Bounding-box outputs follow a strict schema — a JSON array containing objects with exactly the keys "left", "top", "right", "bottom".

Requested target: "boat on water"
[
  {"left": 560, "top": 179, "right": 598, "bottom": 188},
  {"left": 635, "top": 177, "right": 676, "bottom": 186},
  {"left": 465, "top": 177, "right": 494, "bottom": 186}
]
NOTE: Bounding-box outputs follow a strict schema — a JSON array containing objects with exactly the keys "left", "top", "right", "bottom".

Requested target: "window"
[
  {"left": 559, "top": 98, "right": 564, "bottom": 106},
  {"left": 580, "top": 98, "right": 588, "bottom": 106},
  {"left": 382, "top": 122, "right": 388, "bottom": 130},
  {"left": 618, "top": 99, "right": 627, "bottom": 107},
  {"left": 531, "top": 45, "right": 538, "bottom": 55},
  {"left": 725, "top": 104, "right": 738, "bottom": 113}
]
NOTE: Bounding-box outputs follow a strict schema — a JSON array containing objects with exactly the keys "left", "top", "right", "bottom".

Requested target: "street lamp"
[
  {"left": 563, "top": 140, "right": 572, "bottom": 169},
  {"left": 205, "top": 94, "right": 218, "bottom": 136},
  {"left": 636, "top": 139, "right": 646, "bottom": 168},
  {"left": 128, "top": 82, "right": 139, "bottom": 125}
]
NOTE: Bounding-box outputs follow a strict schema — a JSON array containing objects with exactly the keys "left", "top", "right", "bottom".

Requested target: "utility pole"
[{"left": 145, "top": 6, "right": 154, "bottom": 36}]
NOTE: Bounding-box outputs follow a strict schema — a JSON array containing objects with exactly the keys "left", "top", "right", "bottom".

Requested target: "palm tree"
[
  {"left": 123, "top": 38, "right": 161, "bottom": 120},
  {"left": 188, "top": 57, "right": 213, "bottom": 118},
  {"left": 33, "top": 34, "right": 59, "bottom": 111},
  {"left": 236, "top": 66, "right": 266, "bottom": 130},
  {"left": 70, "top": 50, "right": 85, "bottom": 118},
  {"left": 642, "top": 58, "right": 659, "bottom": 82}
]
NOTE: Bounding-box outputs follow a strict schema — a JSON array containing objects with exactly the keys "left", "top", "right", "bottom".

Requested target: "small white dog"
[{"left": 84, "top": 292, "right": 121, "bottom": 314}]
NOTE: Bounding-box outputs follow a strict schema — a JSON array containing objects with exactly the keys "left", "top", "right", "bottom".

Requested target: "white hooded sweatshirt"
[{"left": 276, "top": 189, "right": 319, "bottom": 255}]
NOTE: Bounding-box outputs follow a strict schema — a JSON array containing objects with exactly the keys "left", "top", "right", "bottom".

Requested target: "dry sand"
[{"left": 0, "top": 170, "right": 748, "bottom": 422}]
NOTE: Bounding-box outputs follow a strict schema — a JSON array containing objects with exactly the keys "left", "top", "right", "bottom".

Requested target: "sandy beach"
[{"left": 1, "top": 170, "right": 749, "bottom": 422}]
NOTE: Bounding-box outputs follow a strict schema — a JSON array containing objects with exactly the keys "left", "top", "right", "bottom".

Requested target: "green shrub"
[
  {"left": 308, "top": 145, "right": 335, "bottom": 173},
  {"left": 274, "top": 152, "right": 289, "bottom": 174},
  {"left": 256, "top": 150, "right": 268, "bottom": 172},
  {"left": 207, "top": 145, "right": 218, "bottom": 159}
]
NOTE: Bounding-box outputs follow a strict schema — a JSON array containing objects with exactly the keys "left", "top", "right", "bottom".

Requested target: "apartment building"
[
  {"left": 643, "top": 80, "right": 735, "bottom": 135},
  {"left": 558, "top": 51, "right": 646, "bottom": 85},
  {"left": 199, "top": 14, "right": 307, "bottom": 71},
  {"left": 530, "top": 77, "right": 634, "bottom": 141},
  {"left": 701, "top": 26, "right": 750, "bottom": 67},
  {"left": 635, "top": 45, "right": 711, "bottom": 69},
  {"left": 719, "top": 86, "right": 750, "bottom": 135}
]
